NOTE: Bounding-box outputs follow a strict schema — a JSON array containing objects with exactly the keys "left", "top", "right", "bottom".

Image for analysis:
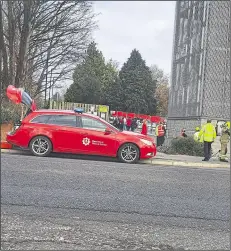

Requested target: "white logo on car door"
[{"left": 82, "top": 137, "right": 90, "bottom": 146}]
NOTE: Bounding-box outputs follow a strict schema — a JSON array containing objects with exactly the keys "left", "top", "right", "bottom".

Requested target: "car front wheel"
[
  {"left": 29, "top": 136, "right": 52, "bottom": 157},
  {"left": 118, "top": 143, "right": 140, "bottom": 164}
]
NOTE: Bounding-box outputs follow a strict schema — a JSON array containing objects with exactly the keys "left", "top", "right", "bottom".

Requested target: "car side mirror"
[{"left": 105, "top": 127, "right": 112, "bottom": 135}]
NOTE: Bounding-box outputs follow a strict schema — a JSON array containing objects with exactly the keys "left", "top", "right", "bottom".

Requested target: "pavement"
[
  {"left": 1, "top": 148, "right": 230, "bottom": 168},
  {"left": 1, "top": 153, "right": 230, "bottom": 250},
  {"left": 142, "top": 152, "right": 230, "bottom": 168}
]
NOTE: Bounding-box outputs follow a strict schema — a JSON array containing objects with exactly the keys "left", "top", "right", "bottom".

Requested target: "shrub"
[
  {"left": 0, "top": 102, "right": 21, "bottom": 124},
  {"left": 166, "top": 137, "right": 204, "bottom": 157},
  {"left": 158, "top": 145, "right": 176, "bottom": 155}
]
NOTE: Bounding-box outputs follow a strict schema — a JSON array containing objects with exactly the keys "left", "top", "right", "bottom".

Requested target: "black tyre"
[
  {"left": 29, "top": 136, "right": 52, "bottom": 157},
  {"left": 118, "top": 143, "right": 140, "bottom": 164}
]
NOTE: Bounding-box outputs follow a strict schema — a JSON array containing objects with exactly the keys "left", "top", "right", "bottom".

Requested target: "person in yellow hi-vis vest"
[
  {"left": 225, "top": 121, "right": 230, "bottom": 130},
  {"left": 199, "top": 119, "right": 216, "bottom": 161},
  {"left": 194, "top": 127, "right": 204, "bottom": 142}
]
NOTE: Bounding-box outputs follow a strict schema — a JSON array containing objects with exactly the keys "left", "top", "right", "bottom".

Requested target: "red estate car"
[
  {"left": 5, "top": 85, "right": 156, "bottom": 163},
  {"left": 7, "top": 109, "right": 157, "bottom": 164}
]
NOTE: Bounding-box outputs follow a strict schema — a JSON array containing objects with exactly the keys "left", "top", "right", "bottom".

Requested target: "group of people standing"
[
  {"left": 193, "top": 120, "right": 230, "bottom": 162},
  {"left": 112, "top": 117, "right": 167, "bottom": 147},
  {"left": 112, "top": 117, "right": 138, "bottom": 132}
]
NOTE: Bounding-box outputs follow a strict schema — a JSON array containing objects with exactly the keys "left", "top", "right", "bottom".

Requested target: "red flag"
[
  {"left": 6, "top": 85, "right": 22, "bottom": 104},
  {"left": 6, "top": 85, "right": 36, "bottom": 111}
]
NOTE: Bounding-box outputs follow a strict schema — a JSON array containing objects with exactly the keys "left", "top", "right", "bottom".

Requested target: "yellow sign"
[{"left": 98, "top": 105, "right": 108, "bottom": 113}]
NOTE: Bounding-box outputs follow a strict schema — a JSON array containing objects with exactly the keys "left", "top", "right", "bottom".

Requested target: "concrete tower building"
[{"left": 167, "top": 0, "right": 230, "bottom": 139}]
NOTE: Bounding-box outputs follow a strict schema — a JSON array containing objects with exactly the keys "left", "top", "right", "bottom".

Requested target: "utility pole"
[
  {"left": 52, "top": 78, "right": 54, "bottom": 99},
  {"left": 48, "top": 69, "right": 53, "bottom": 106},
  {"left": 45, "top": 73, "right": 47, "bottom": 103},
  {"left": 44, "top": 54, "right": 49, "bottom": 106}
]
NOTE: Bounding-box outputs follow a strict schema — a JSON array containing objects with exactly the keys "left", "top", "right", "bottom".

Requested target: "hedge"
[{"left": 163, "top": 137, "right": 204, "bottom": 157}]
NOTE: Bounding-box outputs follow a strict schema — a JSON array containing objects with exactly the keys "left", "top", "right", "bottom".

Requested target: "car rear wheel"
[
  {"left": 29, "top": 136, "right": 52, "bottom": 157},
  {"left": 118, "top": 143, "right": 140, "bottom": 164}
]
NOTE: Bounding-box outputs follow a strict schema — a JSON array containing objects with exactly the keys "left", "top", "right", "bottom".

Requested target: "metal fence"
[{"left": 48, "top": 101, "right": 110, "bottom": 121}]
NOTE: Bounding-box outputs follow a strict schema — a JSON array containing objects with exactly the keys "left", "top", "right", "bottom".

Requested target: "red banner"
[
  {"left": 117, "top": 111, "right": 123, "bottom": 117},
  {"left": 138, "top": 114, "right": 149, "bottom": 120},
  {"left": 150, "top": 116, "right": 160, "bottom": 123},
  {"left": 110, "top": 110, "right": 165, "bottom": 123},
  {"left": 127, "top": 113, "right": 135, "bottom": 118}
]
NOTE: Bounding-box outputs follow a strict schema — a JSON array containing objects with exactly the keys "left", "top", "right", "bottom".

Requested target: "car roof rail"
[{"left": 74, "top": 108, "right": 84, "bottom": 114}]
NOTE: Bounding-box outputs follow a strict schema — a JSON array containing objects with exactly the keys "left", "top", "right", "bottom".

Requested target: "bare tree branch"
[
  {"left": 0, "top": 0, "right": 97, "bottom": 99},
  {"left": 15, "top": 0, "right": 33, "bottom": 87}
]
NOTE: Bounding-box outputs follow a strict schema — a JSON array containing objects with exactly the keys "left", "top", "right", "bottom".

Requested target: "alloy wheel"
[
  {"left": 31, "top": 138, "right": 49, "bottom": 156},
  {"left": 120, "top": 144, "right": 138, "bottom": 163}
]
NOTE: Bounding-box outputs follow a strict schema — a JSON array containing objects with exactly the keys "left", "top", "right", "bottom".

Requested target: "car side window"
[
  {"left": 81, "top": 116, "right": 107, "bottom": 131},
  {"left": 31, "top": 115, "right": 52, "bottom": 124},
  {"left": 48, "top": 115, "right": 77, "bottom": 127}
]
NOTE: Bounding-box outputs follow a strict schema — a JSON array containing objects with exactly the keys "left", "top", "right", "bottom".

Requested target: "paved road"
[{"left": 1, "top": 153, "right": 230, "bottom": 250}]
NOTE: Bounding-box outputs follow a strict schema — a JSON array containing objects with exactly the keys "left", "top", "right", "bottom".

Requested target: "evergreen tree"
[
  {"left": 100, "top": 60, "right": 119, "bottom": 105},
  {"left": 119, "top": 49, "right": 157, "bottom": 114},
  {"left": 104, "top": 77, "right": 124, "bottom": 111},
  {"left": 64, "top": 42, "right": 113, "bottom": 104}
]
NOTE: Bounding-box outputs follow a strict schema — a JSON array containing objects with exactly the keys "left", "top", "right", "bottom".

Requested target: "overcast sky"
[{"left": 93, "top": 1, "right": 176, "bottom": 74}]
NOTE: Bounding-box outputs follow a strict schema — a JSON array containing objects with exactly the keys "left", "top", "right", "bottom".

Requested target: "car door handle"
[{"left": 54, "top": 128, "right": 65, "bottom": 132}]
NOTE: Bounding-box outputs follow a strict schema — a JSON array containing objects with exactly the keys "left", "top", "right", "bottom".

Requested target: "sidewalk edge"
[
  {"left": 140, "top": 159, "right": 230, "bottom": 168},
  {"left": 1, "top": 149, "right": 28, "bottom": 154}
]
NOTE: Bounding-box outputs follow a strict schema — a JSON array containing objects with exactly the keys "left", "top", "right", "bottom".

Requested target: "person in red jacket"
[
  {"left": 141, "top": 120, "right": 148, "bottom": 135},
  {"left": 126, "top": 117, "right": 132, "bottom": 131}
]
